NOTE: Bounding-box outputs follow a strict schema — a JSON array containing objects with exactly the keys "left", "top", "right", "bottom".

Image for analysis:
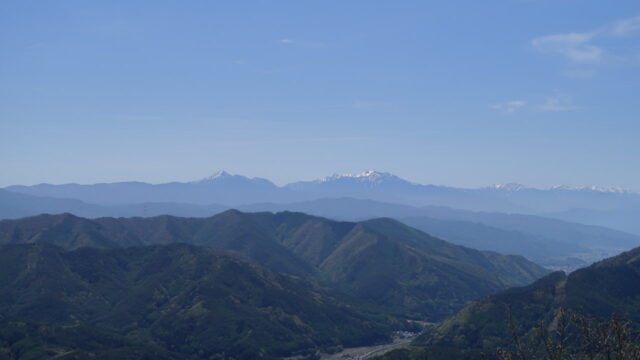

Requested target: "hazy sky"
[{"left": 1, "top": 1, "right": 639, "bottom": 190}]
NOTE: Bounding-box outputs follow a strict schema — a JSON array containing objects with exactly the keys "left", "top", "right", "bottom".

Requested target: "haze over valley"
[
  {"left": 3, "top": 170, "right": 639, "bottom": 272},
  {"left": 2, "top": 1, "right": 640, "bottom": 359}
]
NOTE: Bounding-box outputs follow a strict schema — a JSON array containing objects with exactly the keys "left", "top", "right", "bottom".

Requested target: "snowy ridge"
[
  {"left": 194, "top": 170, "right": 272, "bottom": 184},
  {"left": 549, "top": 185, "right": 633, "bottom": 194},
  {"left": 316, "top": 170, "right": 407, "bottom": 184},
  {"left": 487, "top": 183, "right": 634, "bottom": 194},
  {"left": 488, "top": 183, "right": 526, "bottom": 192},
  {"left": 192, "top": 170, "right": 635, "bottom": 195},
  {"left": 201, "top": 170, "right": 232, "bottom": 181}
]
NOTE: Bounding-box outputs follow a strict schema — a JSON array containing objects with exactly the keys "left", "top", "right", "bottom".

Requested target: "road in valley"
[{"left": 322, "top": 334, "right": 417, "bottom": 360}]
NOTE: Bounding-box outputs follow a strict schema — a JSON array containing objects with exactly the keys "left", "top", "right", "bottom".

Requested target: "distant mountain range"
[
  {"left": 243, "top": 198, "right": 640, "bottom": 269},
  {"left": 6, "top": 170, "right": 640, "bottom": 217},
  {"left": 5, "top": 171, "right": 286, "bottom": 206},
  {"left": 547, "top": 207, "right": 640, "bottom": 236},
  {"left": 1, "top": 190, "right": 638, "bottom": 270},
  {"left": 0, "top": 188, "right": 228, "bottom": 220}
]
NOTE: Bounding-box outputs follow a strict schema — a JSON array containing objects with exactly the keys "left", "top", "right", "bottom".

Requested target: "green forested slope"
[
  {"left": 0, "top": 243, "right": 391, "bottom": 360},
  {"left": 415, "top": 246, "right": 640, "bottom": 352},
  {"left": 0, "top": 211, "right": 549, "bottom": 320}
]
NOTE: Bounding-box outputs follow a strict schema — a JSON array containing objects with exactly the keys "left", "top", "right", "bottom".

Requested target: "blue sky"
[{"left": 1, "top": 0, "right": 639, "bottom": 190}]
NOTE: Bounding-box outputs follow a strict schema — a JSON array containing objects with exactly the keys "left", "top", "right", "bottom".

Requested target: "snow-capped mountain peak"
[
  {"left": 486, "top": 183, "right": 634, "bottom": 194},
  {"left": 488, "top": 183, "right": 526, "bottom": 192},
  {"left": 549, "top": 185, "right": 632, "bottom": 194},
  {"left": 318, "top": 170, "right": 400, "bottom": 184},
  {"left": 201, "top": 170, "right": 231, "bottom": 181}
]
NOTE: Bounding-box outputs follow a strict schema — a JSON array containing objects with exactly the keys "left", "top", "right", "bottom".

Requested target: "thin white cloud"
[
  {"left": 610, "top": 16, "right": 640, "bottom": 36},
  {"left": 538, "top": 91, "right": 582, "bottom": 112},
  {"left": 532, "top": 32, "right": 602, "bottom": 63},
  {"left": 279, "top": 39, "right": 295, "bottom": 44},
  {"left": 491, "top": 100, "right": 526, "bottom": 113},
  {"left": 532, "top": 15, "right": 640, "bottom": 63},
  {"left": 492, "top": 92, "right": 583, "bottom": 113}
]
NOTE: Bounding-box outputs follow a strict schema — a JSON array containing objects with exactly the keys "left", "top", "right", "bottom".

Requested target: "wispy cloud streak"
[
  {"left": 531, "top": 15, "right": 640, "bottom": 63},
  {"left": 491, "top": 100, "right": 526, "bottom": 113}
]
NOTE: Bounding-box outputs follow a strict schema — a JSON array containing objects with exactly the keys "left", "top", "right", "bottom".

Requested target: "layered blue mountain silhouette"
[{"left": 3, "top": 171, "right": 640, "bottom": 270}]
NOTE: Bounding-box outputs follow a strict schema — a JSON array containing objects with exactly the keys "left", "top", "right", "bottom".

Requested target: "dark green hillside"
[
  {"left": 416, "top": 246, "right": 640, "bottom": 352},
  {"left": 317, "top": 219, "right": 544, "bottom": 319},
  {"left": 361, "top": 218, "right": 547, "bottom": 287},
  {"left": 0, "top": 243, "right": 390, "bottom": 360},
  {"left": 253, "top": 211, "right": 356, "bottom": 267},
  {"left": 0, "top": 213, "right": 122, "bottom": 249},
  {"left": 0, "top": 212, "right": 315, "bottom": 277},
  {"left": 0, "top": 314, "right": 184, "bottom": 360},
  {"left": 374, "top": 346, "right": 485, "bottom": 360},
  {"left": 0, "top": 211, "right": 549, "bottom": 320}
]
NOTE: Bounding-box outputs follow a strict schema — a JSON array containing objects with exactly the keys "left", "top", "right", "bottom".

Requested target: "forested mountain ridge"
[
  {"left": 0, "top": 242, "right": 391, "bottom": 359},
  {"left": 0, "top": 211, "right": 549, "bottom": 320},
  {"left": 3, "top": 191, "right": 638, "bottom": 272},
  {"left": 416, "top": 245, "right": 640, "bottom": 351}
]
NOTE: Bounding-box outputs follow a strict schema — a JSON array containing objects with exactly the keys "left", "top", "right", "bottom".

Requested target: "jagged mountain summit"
[
  {"left": 194, "top": 170, "right": 274, "bottom": 186},
  {"left": 486, "top": 182, "right": 634, "bottom": 194},
  {"left": 548, "top": 184, "right": 634, "bottom": 194},
  {"left": 200, "top": 170, "right": 232, "bottom": 180},
  {"left": 486, "top": 183, "right": 526, "bottom": 192},
  {"left": 283, "top": 170, "right": 431, "bottom": 205},
  {"left": 5, "top": 171, "right": 287, "bottom": 206},
  {"left": 314, "top": 170, "right": 409, "bottom": 185}
]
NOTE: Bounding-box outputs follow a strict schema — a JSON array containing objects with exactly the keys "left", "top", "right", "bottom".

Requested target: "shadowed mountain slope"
[
  {"left": 0, "top": 211, "right": 549, "bottom": 320},
  {"left": 418, "top": 245, "right": 640, "bottom": 351},
  {"left": 245, "top": 198, "right": 640, "bottom": 268},
  {"left": 3, "top": 191, "right": 639, "bottom": 270},
  {"left": 0, "top": 243, "right": 390, "bottom": 359}
]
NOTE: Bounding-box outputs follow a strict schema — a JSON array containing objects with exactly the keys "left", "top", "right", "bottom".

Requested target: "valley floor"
[{"left": 321, "top": 332, "right": 419, "bottom": 360}]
